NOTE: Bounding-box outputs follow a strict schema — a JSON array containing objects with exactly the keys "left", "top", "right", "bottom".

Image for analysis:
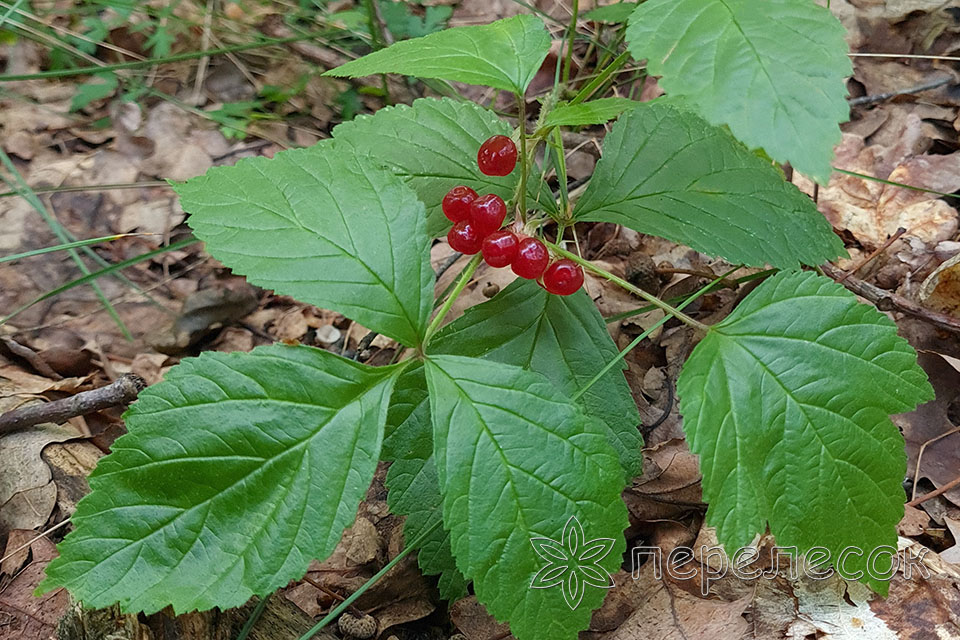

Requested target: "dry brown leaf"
[
  {"left": 0, "top": 533, "right": 69, "bottom": 640},
  {"left": 800, "top": 129, "right": 960, "bottom": 250},
  {"left": 590, "top": 561, "right": 750, "bottom": 640},
  {"left": 920, "top": 252, "right": 960, "bottom": 318},
  {"left": 897, "top": 352, "right": 960, "bottom": 507}
]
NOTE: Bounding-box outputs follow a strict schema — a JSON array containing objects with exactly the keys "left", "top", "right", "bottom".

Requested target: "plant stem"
[
  {"left": 298, "top": 519, "right": 443, "bottom": 640},
  {"left": 422, "top": 254, "right": 482, "bottom": 345},
  {"left": 569, "top": 49, "right": 631, "bottom": 106},
  {"left": 517, "top": 93, "right": 529, "bottom": 223},
  {"left": 236, "top": 595, "right": 270, "bottom": 640},
  {"left": 573, "top": 268, "right": 737, "bottom": 401},
  {"left": 562, "top": 0, "right": 579, "bottom": 87},
  {"left": 545, "top": 241, "right": 708, "bottom": 331}
]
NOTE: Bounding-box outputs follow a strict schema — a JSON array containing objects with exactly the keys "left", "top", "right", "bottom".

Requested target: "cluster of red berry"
[{"left": 442, "top": 135, "right": 585, "bottom": 296}]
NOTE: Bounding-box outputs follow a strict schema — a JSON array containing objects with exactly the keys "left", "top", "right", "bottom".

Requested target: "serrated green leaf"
[
  {"left": 431, "top": 278, "right": 642, "bottom": 479},
  {"left": 425, "top": 355, "right": 629, "bottom": 640},
  {"left": 541, "top": 97, "right": 636, "bottom": 128},
  {"left": 574, "top": 103, "right": 844, "bottom": 269},
  {"left": 40, "top": 345, "right": 401, "bottom": 613},
  {"left": 174, "top": 148, "right": 434, "bottom": 347},
  {"left": 584, "top": 2, "right": 637, "bottom": 22},
  {"left": 626, "top": 0, "right": 850, "bottom": 182},
  {"left": 383, "top": 366, "right": 468, "bottom": 600},
  {"left": 677, "top": 271, "right": 934, "bottom": 594},
  {"left": 325, "top": 15, "right": 551, "bottom": 94},
  {"left": 332, "top": 98, "right": 551, "bottom": 237}
]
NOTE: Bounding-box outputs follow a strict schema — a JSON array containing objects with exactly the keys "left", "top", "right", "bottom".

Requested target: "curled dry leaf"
[{"left": 920, "top": 252, "right": 960, "bottom": 319}]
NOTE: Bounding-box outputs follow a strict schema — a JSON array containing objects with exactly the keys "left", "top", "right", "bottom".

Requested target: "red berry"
[
  {"left": 512, "top": 237, "right": 549, "bottom": 279},
  {"left": 481, "top": 230, "right": 519, "bottom": 268},
  {"left": 447, "top": 220, "right": 482, "bottom": 255},
  {"left": 477, "top": 135, "right": 518, "bottom": 176},
  {"left": 469, "top": 194, "right": 508, "bottom": 234},
  {"left": 442, "top": 185, "right": 478, "bottom": 223},
  {"left": 542, "top": 259, "right": 584, "bottom": 295}
]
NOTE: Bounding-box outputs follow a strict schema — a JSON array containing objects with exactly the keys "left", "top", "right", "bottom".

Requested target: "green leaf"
[
  {"left": 380, "top": 2, "right": 452, "bottom": 39},
  {"left": 677, "top": 271, "right": 934, "bottom": 594},
  {"left": 626, "top": 0, "right": 850, "bottom": 183},
  {"left": 71, "top": 72, "right": 118, "bottom": 112},
  {"left": 584, "top": 2, "right": 637, "bottom": 23},
  {"left": 174, "top": 147, "right": 434, "bottom": 347},
  {"left": 541, "top": 97, "right": 636, "bottom": 128},
  {"left": 382, "top": 367, "right": 469, "bottom": 600},
  {"left": 574, "top": 103, "right": 845, "bottom": 269},
  {"left": 425, "top": 355, "right": 629, "bottom": 640},
  {"left": 333, "top": 98, "right": 528, "bottom": 237},
  {"left": 432, "top": 278, "right": 642, "bottom": 479},
  {"left": 40, "top": 345, "right": 402, "bottom": 613},
  {"left": 325, "top": 15, "right": 551, "bottom": 94}
]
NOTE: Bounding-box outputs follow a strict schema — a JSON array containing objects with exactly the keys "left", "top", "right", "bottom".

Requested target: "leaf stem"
[
  {"left": 297, "top": 518, "right": 443, "bottom": 640},
  {"left": 422, "top": 254, "right": 482, "bottom": 346},
  {"left": 573, "top": 268, "right": 737, "bottom": 401},
  {"left": 544, "top": 241, "right": 709, "bottom": 331},
  {"left": 569, "top": 49, "right": 630, "bottom": 106}
]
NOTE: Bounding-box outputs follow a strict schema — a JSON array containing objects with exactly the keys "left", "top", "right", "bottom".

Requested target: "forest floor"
[{"left": 1, "top": 1, "right": 960, "bottom": 639}]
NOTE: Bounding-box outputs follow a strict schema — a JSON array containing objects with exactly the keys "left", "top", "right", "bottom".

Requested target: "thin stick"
[
  {"left": 0, "top": 374, "right": 145, "bottom": 434},
  {"left": 0, "top": 519, "right": 69, "bottom": 564},
  {"left": 849, "top": 76, "right": 953, "bottom": 107},
  {"left": 837, "top": 227, "right": 906, "bottom": 282},
  {"left": 821, "top": 263, "right": 960, "bottom": 334},
  {"left": 906, "top": 474, "right": 960, "bottom": 507},
  {"left": 911, "top": 425, "right": 960, "bottom": 502}
]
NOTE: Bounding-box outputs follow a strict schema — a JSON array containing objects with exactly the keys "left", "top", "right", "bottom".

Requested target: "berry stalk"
[{"left": 544, "top": 241, "right": 709, "bottom": 332}]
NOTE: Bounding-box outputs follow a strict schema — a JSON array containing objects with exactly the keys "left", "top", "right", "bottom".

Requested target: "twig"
[
  {"left": 849, "top": 75, "right": 953, "bottom": 107},
  {"left": 190, "top": 0, "right": 215, "bottom": 106},
  {"left": 906, "top": 474, "right": 960, "bottom": 507},
  {"left": 0, "top": 336, "right": 61, "bottom": 380},
  {"left": 0, "top": 374, "right": 145, "bottom": 435},
  {"left": 821, "top": 263, "right": 960, "bottom": 334},
  {"left": 301, "top": 576, "right": 364, "bottom": 617},
  {"left": 911, "top": 425, "right": 960, "bottom": 502},
  {"left": 838, "top": 227, "right": 906, "bottom": 282}
]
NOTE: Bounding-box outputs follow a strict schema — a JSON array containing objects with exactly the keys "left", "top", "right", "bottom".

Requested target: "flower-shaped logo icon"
[{"left": 529, "top": 516, "right": 616, "bottom": 610}]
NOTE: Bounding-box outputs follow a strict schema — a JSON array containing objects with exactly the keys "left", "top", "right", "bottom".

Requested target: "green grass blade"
[
  {"left": 0, "top": 234, "right": 136, "bottom": 264},
  {"left": 1, "top": 237, "right": 198, "bottom": 327},
  {"left": 0, "top": 147, "right": 133, "bottom": 339}
]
